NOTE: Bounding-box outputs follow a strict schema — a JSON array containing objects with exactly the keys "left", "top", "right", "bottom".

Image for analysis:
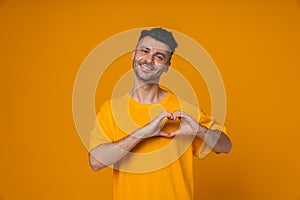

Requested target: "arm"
[
  {"left": 89, "top": 111, "right": 173, "bottom": 171},
  {"left": 171, "top": 110, "right": 232, "bottom": 154},
  {"left": 197, "top": 127, "right": 232, "bottom": 154},
  {"left": 89, "top": 129, "right": 144, "bottom": 171}
]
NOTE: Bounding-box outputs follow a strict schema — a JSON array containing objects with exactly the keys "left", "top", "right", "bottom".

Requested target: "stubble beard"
[{"left": 133, "top": 61, "right": 160, "bottom": 83}]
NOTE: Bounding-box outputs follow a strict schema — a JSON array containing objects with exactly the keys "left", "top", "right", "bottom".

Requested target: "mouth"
[{"left": 139, "top": 63, "right": 154, "bottom": 73}]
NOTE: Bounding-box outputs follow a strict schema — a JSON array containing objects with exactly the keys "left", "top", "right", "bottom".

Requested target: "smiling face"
[{"left": 132, "top": 36, "right": 172, "bottom": 82}]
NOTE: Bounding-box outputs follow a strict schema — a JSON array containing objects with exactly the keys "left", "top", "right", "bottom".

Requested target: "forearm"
[
  {"left": 89, "top": 129, "right": 146, "bottom": 171},
  {"left": 197, "top": 126, "right": 232, "bottom": 154}
]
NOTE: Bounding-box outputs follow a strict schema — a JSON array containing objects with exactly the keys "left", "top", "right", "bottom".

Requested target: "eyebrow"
[{"left": 139, "top": 46, "right": 169, "bottom": 58}]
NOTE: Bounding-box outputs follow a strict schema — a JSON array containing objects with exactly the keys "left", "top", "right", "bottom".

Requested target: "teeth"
[{"left": 140, "top": 64, "right": 152, "bottom": 70}]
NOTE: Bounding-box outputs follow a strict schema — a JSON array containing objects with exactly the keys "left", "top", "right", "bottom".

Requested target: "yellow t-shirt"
[{"left": 89, "top": 91, "right": 226, "bottom": 200}]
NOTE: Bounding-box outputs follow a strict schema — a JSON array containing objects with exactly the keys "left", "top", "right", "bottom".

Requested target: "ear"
[
  {"left": 164, "top": 62, "right": 171, "bottom": 72},
  {"left": 131, "top": 49, "right": 136, "bottom": 60}
]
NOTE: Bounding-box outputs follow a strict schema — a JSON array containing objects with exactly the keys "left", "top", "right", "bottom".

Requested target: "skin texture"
[{"left": 89, "top": 36, "right": 232, "bottom": 171}]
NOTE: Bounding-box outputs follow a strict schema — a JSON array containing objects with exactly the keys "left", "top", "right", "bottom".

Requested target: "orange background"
[{"left": 1, "top": 0, "right": 300, "bottom": 200}]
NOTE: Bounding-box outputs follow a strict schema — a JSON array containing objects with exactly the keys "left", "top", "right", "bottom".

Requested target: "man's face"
[{"left": 132, "top": 36, "right": 172, "bottom": 82}]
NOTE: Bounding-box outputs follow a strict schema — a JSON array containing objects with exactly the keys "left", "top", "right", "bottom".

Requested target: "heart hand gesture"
[
  {"left": 168, "top": 110, "right": 205, "bottom": 137},
  {"left": 137, "top": 110, "right": 206, "bottom": 138}
]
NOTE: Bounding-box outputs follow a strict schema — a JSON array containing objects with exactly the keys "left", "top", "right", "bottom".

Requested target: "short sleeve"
[
  {"left": 192, "top": 110, "right": 227, "bottom": 158},
  {"left": 88, "top": 101, "right": 115, "bottom": 151}
]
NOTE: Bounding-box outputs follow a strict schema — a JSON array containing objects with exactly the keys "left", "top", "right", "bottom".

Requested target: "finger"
[
  {"left": 174, "top": 111, "right": 192, "bottom": 121},
  {"left": 153, "top": 111, "right": 171, "bottom": 124},
  {"left": 167, "top": 113, "right": 174, "bottom": 120},
  {"left": 171, "top": 110, "right": 180, "bottom": 119},
  {"left": 159, "top": 110, "right": 172, "bottom": 119},
  {"left": 172, "top": 110, "right": 181, "bottom": 116},
  {"left": 168, "top": 130, "right": 181, "bottom": 137},
  {"left": 154, "top": 111, "right": 172, "bottom": 130},
  {"left": 172, "top": 111, "right": 185, "bottom": 119},
  {"left": 158, "top": 131, "right": 174, "bottom": 138}
]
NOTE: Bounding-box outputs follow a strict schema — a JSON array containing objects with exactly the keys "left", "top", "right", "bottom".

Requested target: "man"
[{"left": 89, "top": 27, "right": 232, "bottom": 200}]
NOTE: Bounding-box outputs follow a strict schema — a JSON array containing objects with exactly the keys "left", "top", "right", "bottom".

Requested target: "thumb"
[
  {"left": 168, "top": 130, "right": 181, "bottom": 137},
  {"left": 157, "top": 131, "right": 174, "bottom": 138}
]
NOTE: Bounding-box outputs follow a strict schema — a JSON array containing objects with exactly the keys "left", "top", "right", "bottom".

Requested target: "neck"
[{"left": 131, "top": 78, "right": 167, "bottom": 104}]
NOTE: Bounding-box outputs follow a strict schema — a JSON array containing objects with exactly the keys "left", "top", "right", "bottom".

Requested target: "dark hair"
[{"left": 138, "top": 27, "right": 178, "bottom": 53}]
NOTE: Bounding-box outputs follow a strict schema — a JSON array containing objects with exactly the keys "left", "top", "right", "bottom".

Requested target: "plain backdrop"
[{"left": 1, "top": 0, "right": 300, "bottom": 199}]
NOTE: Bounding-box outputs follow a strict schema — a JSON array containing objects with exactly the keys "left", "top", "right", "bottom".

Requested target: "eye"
[
  {"left": 140, "top": 49, "right": 149, "bottom": 54},
  {"left": 155, "top": 55, "right": 164, "bottom": 61}
]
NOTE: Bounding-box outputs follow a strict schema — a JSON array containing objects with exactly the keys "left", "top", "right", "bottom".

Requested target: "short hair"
[{"left": 138, "top": 27, "right": 178, "bottom": 54}]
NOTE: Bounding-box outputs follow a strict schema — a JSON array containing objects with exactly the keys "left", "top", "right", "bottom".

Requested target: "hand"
[
  {"left": 136, "top": 111, "right": 174, "bottom": 138},
  {"left": 168, "top": 110, "right": 206, "bottom": 137}
]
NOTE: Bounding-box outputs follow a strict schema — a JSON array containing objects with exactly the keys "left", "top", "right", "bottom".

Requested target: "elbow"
[
  {"left": 214, "top": 138, "right": 233, "bottom": 154},
  {"left": 220, "top": 133, "right": 232, "bottom": 154},
  {"left": 90, "top": 163, "right": 103, "bottom": 172},
  {"left": 222, "top": 142, "right": 232, "bottom": 154},
  {"left": 224, "top": 141, "right": 233, "bottom": 154},
  {"left": 214, "top": 146, "right": 231, "bottom": 154},
  {"left": 89, "top": 153, "right": 106, "bottom": 171}
]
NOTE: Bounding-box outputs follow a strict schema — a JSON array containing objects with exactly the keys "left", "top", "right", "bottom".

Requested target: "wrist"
[
  {"left": 197, "top": 125, "right": 208, "bottom": 140},
  {"left": 133, "top": 128, "right": 150, "bottom": 139}
]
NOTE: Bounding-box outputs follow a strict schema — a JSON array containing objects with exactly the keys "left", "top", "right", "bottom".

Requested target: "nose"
[{"left": 144, "top": 53, "right": 154, "bottom": 64}]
